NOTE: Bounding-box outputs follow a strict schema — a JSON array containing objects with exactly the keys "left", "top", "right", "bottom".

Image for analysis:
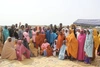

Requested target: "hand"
[{"left": 85, "top": 53, "right": 88, "bottom": 57}]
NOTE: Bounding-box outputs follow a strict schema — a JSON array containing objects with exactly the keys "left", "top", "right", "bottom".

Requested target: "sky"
[{"left": 0, "top": 0, "right": 100, "bottom": 26}]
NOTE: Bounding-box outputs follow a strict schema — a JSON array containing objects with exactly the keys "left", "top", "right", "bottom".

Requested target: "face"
[
  {"left": 65, "top": 30, "right": 68, "bottom": 33},
  {"left": 8, "top": 38, "right": 12, "bottom": 42},
  {"left": 21, "top": 25, "right": 24, "bottom": 29},
  {"left": 67, "top": 26, "right": 69, "bottom": 29},
  {"left": 44, "top": 39, "right": 47, "bottom": 43},
  {"left": 87, "top": 30, "right": 90, "bottom": 34},
  {"left": 5, "top": 26, "right": 7, "bottom": 29},
  {"left": 80, "top": 30, "right": 84, "bottom": 34},
  {"left": 60, "top": 23, "right": 62, "bottom": 27},
  {"left": 15, "top": 24, "right": 17, "bottom": 27},
  {"left": 63, "top": 41, "right": 66, "bottom": 44},
  {"left": 54, "top": 25, "right": 56, "bottom": 28},
  {"left": 60, "top": 31, "right": 62, "bottom": 35},
  {"left": 69, "top": 30, "right": 71, "bottom": 34}
]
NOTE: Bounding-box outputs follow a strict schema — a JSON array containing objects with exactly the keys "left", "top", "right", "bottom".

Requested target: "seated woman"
[
  {"left": 1, "top": 37, "right": 17, "bottom": 60},
  {"left": 59, "top": 40, "right": 67, "bottom": 60},
  {"left": 15, "top": 40, "right": 30, "bottom": 61},
  {"left": 29, "top": 39, "right": 38, "bottom": 57},
  {"left": 40, "top": 39, "right": 53, "bottom": 57}
]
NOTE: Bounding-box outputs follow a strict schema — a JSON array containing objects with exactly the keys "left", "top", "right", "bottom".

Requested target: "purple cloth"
[{"left": 84, "top": 56, "right": 90, "bottom": 64}]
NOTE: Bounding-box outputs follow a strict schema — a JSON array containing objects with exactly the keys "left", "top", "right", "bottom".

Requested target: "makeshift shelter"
[{"left": 73, "top": 19, "right": 100, "bottom": 26}]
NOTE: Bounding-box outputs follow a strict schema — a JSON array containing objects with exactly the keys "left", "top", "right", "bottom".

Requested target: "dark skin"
[
  {"left": 44, "top": 39, "right": 47, "bottom": 43},
  {"left": 8, "top": 38, "right": 12, "bottom": 42},
  {"left": 5, "top": 26, "right": 7, "bottom": 29},
  {"left": 87, "top": 30, "right": 90, "bottom": 35},
  {"left": 36, "top": 32, "right": 39, "bottom": 36},
  {"left": 21, "top": 25, "right": 24, "bottom": 30}
]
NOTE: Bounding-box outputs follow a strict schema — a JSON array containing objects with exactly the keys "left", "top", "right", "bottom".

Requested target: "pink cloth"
[
  {"left": 41, "top": 43, "right": 50, "bottom": 50},
  {"left": 16, "top": 40, "right": 30, "bottom": 61},
  {"left": 32, "top": 30, "right": 36, "bottom": 42},
  {"left": 23, "top": 32, "right": 30, "bottom": 43},
  {"left": 77, "top": 33, "right": 86, "bottom": 60}
]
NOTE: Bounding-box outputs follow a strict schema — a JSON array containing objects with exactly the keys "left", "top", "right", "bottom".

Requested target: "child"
[
  {"left": 52, "top": 40, "right": 57, "bottom": 56},
  {"left": 59, "top": 40, "right": 67, "bottom": 60}
]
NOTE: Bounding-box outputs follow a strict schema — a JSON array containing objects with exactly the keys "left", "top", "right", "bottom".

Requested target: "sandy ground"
[{"left": 0, "top": 56, "right": 100, "bottom": 67}]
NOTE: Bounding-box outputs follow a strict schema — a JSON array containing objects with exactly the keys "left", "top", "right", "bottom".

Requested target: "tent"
[{"left": 73, "top": 19, "right": 100, "bottom": 26}]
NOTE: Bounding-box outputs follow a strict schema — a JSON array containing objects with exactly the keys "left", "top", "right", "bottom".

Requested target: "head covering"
[
  {"left": 17, "top": 40, "right": 22, "bottom": 45},
  {"left": 80, "top": 30, "right": 84, "bottom": 35},
  {"left": 6, "top": 37, "right": 11, "bottom": 42},
  {"left": 93, "top": 28, "right": 98, "bottom": 36},
  {"left": 84, "top": 29, "right": 93, "bottom": 57}
]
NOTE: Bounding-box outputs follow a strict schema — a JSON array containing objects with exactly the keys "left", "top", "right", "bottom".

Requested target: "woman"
[
  {"left": 35, "top": 32, "right": 41, "bottom": 49},
  {"left": 1, "top": 37, "right": 17, "bottom": 60},
  {"left": 3, "top": 26, "right": 9, "bottom": 42},
  {"left": 29, "top": 39, "right": 38, "bottom": 57},
  {"left": 84, "top": 29, "right": 93, "bottom": 64},
  {"left": 23, "top": 28, "right": 30, "bottom": 43},
  {"left": 56, "top": 31, "right": 65, "bottom": 50},
  {"left": 77, "top": 30, "right": 86, "bottom": 61},
  {"left": 23, "top": 37, "right": 30, "bottom": 49},
  {"left": 18, "top": 25, "right": 25, "bottom": 40},
  {"left": 16, "top": 40, "right": 30, "bottom": 61},
  {"left": 0, "top": 26, "right": 3, "bottom": 55},
  {"left": 32, "top": 28, "right": 37, "bottom": 43},
  {"left": 40, "top": 39, "right": 53, "bottom": 57},
  {"left": 92, "top": 28, "right": 99, "bottom": 60},
  {"left": 66, "top": 29, "right": 78, "bottom": 60},
  {"left": 97, "top": 32, "right": 100, "bottom": 56},
  {"left": 50, "top": 30, "right": 57, "bottom": 46}
]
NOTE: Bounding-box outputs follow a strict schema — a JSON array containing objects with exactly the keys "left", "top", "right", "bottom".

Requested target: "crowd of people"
[{"left": 0, "top": 23, "right": 100, "bottom": 64}]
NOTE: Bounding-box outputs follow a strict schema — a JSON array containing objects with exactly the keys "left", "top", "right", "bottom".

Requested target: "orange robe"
[
  {"left": 35, "top": 35, "right": 41, "bottom": 49},
  {"left": 66, "top": 32, "right": 78, "bottom": 59},
  {"left": 46, "top": 45, "right": 53, "bottom": 57},
  {"left": 56, "top": 34, "right": 64, "bottom": 49},
  {"left": 39, "top": 34, "right": 46, "bottom": 46},
  {"left": 92, "top": 28, "right": 99, "bottom": 60},
  {"left": 40, "top": 42, "right": 53, "bottom": 57}
]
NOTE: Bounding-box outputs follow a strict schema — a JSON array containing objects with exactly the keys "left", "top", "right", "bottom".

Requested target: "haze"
[{"left": 0, "top": 0, "right": 100, "bottom": 26}]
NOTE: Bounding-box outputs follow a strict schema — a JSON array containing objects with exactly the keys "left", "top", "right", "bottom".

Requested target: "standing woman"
[
  {"left": 0, "top": 26, "right": 3, "bottom": 55},
  {"left": 97, "top": 31, "right": 100, "bottom": 56},
  {"left": 84, "top": 29, "right": 93, "bottom": 64},
  {"left": 92, "top": 28, "right": 99, "bottom": 60},
  {"left": 77, "top": 30, "right": 86, "bottom": 61},
  {"left": 3, "top": 26, "right": 9, "bottom": 42},
  {"left": 66, "top": 29, "right": 78, "bottom": 60},
  {"left": 56, "top": 31, "right": 65, "bottom": 50},
  {"left": 23, "top": 28, "right": 30, "bottom": 43},
  {"left": 32, "top": 27, "right": 37, "bottom": 44}
]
